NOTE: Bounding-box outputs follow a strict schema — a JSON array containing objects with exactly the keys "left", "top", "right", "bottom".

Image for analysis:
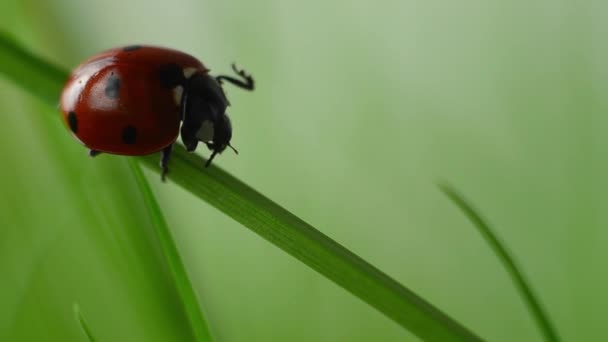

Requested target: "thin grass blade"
[
  {"left": 73, "top": 304, "right": 98, "bottom": 342},
  {"left": 0, "top": 32, "right": 65, "bottom": 105},
  {"left": 137, "top": 149, "right": 481, "bottom": 341},
  {"left": 439, "top": 184, "right": 560, "bottom": 342},
  {"left": 129, "top": 160, "right": 213, "bottom": 342}
]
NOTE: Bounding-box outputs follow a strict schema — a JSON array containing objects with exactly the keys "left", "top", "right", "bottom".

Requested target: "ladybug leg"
[
  {"left": 160, "top": 144, "right": 173, "bottom": 181},
  {"left": 89, "top": 149, "right": 102, "bottom": 157},
  {"left": 216, "top": 63, "right": 254, "bottom": 91},
  {"left": 205, "top": 150, "right": 219, "bottom": 168}
]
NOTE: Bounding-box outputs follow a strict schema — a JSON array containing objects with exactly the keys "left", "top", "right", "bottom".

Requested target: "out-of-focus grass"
[
  {"left": 73, "top": 304, "right": 98, "bottom": 342},
  {"left": 0, "top": 33, "right": 64, "bottom": 103},
  {"left": 440, "top": 184, "right": 560, "bottom": 342},
  {"left": 129, "top": 160, "right": 213, "bottom": 342},
  {"left": 0, "top": 33, "right": 481, "bottom": 342}
]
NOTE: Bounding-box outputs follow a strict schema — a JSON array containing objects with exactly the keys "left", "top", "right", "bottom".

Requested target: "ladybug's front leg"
[
  {"left": 160, "top": 144, "right": 173, "bottom": 181},
  {"left": 216, "top": 63, "right": 254, "bottom": 91}
]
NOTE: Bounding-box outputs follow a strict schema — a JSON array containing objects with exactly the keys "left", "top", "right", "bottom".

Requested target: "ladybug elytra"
[{"left": 60, "top": 45, "right": 254, "bottom": 180}]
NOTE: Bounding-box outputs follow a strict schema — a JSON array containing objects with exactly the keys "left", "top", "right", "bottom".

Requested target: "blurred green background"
[{"left": 1, "top": 0, "right": 605, "bottom": 341}]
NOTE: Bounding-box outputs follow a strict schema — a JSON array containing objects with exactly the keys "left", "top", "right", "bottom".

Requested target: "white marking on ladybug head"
[
  {"left": 172, "top": 85, "right": 184, "bottom": 105},
  {"left": 196, "top": 120, "right": 215, "bottom": 142},
  {"left": 183, "top": 67, "right": 197, "bottom": 79}
]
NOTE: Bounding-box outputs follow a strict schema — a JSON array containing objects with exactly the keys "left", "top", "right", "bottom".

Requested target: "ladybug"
[{"left": 60, "top": 45, "right": 254, "bottom": 180}]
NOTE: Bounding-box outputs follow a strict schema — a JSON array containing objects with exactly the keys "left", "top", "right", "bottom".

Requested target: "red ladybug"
[{"left": 60, "top": 45, "right": 254, "bottom": 180}]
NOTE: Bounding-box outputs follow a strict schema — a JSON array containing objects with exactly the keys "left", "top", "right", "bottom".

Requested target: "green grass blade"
[
  {"left": 128, "top": 160, "right": 213, "bottom": 342},
  {"left": 439, "top": 184, "right": 560, "bottom": 342},
  {"left": 0, "top": 32, "right": 65, "bottom": 106},
  {"left": 138, "top": 149, "right": 481, "bottom": 341},
  {"left": 0, "top": 34, "right": 482, "bottom": 341},
  {"left": 73, "top": 304, "right": 98, "bottom": 342}
]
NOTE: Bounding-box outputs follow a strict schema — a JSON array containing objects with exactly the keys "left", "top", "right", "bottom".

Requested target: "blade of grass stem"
[
  {"left": 129, "top": 160, "right": 213, "bottom": 342},
  {"left": 0, "top": 34, "right": 482, "bottom": 341},
  {"left": 0, "top": 32, "right": 65, "bottom": 104},
  {"left": 137, "top": 149, "right": 481, "bottom": 341},
  {"left": 73, "top": 304, "right": 98, "bottom": 342},
  {"left": 439, "top": 184, "right": 560, "bottom": 342}
]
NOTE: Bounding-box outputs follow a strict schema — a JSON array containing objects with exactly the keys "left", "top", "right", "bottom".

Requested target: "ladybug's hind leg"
[
  {"left": 216, "top": 63, "right": 254, "bottom": 91},
  {"left": 89, "top": 149, "right": 102, "bottom": 157},
  {"left": 160, "top": 144, "right": 173, "bottom": 182}
]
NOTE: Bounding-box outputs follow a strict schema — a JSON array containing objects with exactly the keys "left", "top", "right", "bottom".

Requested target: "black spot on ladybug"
[
  {"left": 122, "top": 125, "right": 137, "bottom": 144},
  {"left": 67, "top": 111, "right": 78, "bottom": 134},
  {"left": 159, "top": 63, "right": 184, "bottom": 88},
  {"left": 105, "top": 75, "right": 121, "bottom": 99},
  {"left": 123, "top": 45, "right": 142, "bottom": 52}
]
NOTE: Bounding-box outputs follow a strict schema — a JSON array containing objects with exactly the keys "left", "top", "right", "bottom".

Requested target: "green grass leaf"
[
  {"left": 0, "top": 33, "right": 482, "bottom": 341},
  {"left": 73, "top": 304, "right": 98, "bottom": 342},
  {"left": 128, "top": 160, "right": 213, "bottom": 342},
  {"left": 439, "top": 184, "right": 560, "bottom": 342},
  {"left": 138, "top": 148, "right": 482, "bottom": 341},
  {"left": 0, "top": 32, "right": 65, "bottom": 104}
]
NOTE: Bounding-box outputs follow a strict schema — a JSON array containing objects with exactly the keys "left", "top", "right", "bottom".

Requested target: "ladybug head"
[
  {"left": 180, "top": 73, "right": 237, "bottom": 167},
  {"left": 203, "top": 113, "right": 239, "bottom": 167}
]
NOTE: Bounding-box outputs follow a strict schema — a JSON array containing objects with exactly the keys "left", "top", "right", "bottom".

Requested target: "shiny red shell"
[{"left": 60, "top": 46, "right": 208, "bottom": 155}]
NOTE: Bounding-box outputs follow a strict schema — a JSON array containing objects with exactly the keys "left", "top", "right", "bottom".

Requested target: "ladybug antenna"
[
  {"left": 205, "top": 151, "right": 218, "bottom": 168},
  {"left": 228, "top": 143, "right": 239, "bottom": 155}
]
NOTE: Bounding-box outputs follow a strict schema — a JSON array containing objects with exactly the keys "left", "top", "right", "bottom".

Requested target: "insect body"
[{"left": 60, "top": 45, "right": 254, "bottom": 180}]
